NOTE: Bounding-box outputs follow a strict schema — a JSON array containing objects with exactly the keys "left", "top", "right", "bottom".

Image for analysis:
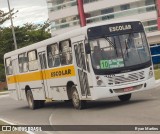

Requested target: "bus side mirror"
[{"left": 85, "top": 43, "right": 91, "bottom": 54}]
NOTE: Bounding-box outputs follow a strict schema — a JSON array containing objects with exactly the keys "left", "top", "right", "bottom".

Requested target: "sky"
[{"left": 0, "top": 0, "right": 48, "bottom": 27}]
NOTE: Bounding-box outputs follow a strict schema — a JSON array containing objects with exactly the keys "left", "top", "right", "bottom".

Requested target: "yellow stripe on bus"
[
  {"left": 7, "top": 65, "right": 76, "bottom": 84},
  {"left": 7, "top": 75, "right": 16, "bottom": 84}
]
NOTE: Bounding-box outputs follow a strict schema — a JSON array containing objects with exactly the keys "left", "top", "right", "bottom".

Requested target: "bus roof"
[{"left": 4, "top": 19, "right": 140, "bottom": 58}]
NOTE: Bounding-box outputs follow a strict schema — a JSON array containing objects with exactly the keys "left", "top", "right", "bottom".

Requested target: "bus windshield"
[{"left": 90, "top": 32, "right": 150, "bottom": 70}]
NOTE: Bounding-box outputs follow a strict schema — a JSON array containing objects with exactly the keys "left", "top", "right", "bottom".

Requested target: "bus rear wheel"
[
  {"left": 26, "top": 90, "right": 39, "bottom": 110},
  {"left": 118, "top": 93, "right": 131, "bottom": 102},
  {"left": 38, "top": 100, "right": 45, "bottom": 108},
  {"left": 71, "top": 86, "right": 86, "bottom": 110}
]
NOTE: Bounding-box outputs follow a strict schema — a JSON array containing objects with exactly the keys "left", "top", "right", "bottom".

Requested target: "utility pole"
[
  {"left": 155, "top": 0, "right": 160, "bottom": 30},
  {"left": 77, "top": 0, "right": 86, "bottom": 27},
  {"left": 7, "top": 0, "right": 17, "bottom": 49}
]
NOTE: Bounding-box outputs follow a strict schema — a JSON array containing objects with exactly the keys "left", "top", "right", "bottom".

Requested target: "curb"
[
  {"left": 155, "top": 80, "right": 160, "bottom": 89},
  {"left": 0, "top": 91, "right": 9, "bottom": 95},
  {"left": 155, "top": 80, "right": 160, "bottom": 84}
]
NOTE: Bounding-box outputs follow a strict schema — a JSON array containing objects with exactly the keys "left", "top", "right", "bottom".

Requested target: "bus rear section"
[{"left": 85, "top": 21, "right": 155, "bottom": 101}]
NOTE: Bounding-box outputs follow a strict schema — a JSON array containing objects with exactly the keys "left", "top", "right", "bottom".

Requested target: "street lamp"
[{"left": 7, "top": 0, "right": 17, "bottom": 50}]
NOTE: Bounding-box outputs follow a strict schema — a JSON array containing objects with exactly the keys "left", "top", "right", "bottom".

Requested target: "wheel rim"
[{"left": 72, "top": 90, "right": 80, "bottom": 107}]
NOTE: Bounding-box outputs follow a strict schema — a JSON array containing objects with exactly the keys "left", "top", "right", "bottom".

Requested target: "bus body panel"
[{"left": 48, "top": 76, "right": 77, "bottom": 100}]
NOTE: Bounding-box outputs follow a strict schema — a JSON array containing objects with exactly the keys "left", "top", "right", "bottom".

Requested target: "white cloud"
[{"left": 0, "top": 0, "right": 48, "bottom": 27}]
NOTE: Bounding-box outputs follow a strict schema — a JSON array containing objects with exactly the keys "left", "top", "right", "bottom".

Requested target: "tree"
[
  {"left": 16, "top": 22, "right": 51, "bottom": 48},
  {"left": 0, "top": 22, "right": 51, "bottom": 81},
  {"left": 0, "top": 64, "right": 5, "bottom": 82},
  {"left": 0, "top": 9, "right": 17, "bottom": 25}
]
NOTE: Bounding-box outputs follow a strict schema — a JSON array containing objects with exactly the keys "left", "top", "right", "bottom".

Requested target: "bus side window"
[
  {"left": 47, "top": 43, "right": 60, "bottom": 68},
  {"left": 5, "top": 58, "right": 13, "bottom": 75},
  {"left": 59, "top": 40, "right": 72, "bottom": 66},
  {"left": 18, "top": 53, "right": 28, "bottom": 73},
  {"left": 28, "top": 50, "right": 38, "bottom": 71}
]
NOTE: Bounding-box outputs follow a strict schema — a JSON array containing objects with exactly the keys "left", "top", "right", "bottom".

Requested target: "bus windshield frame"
[{"left": 87, "top": 21, "right": 152, "bottom": 75}]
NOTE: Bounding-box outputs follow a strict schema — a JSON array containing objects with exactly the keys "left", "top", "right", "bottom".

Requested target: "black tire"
[
  {"left": 26, "top": 90, "right": 39, "bottom": 110},
  {"left": 118, "top": 93, "right": 131, "bottom": 102},
  {"left": 71, "top": 86, "right": 86, "bottom": 110}
]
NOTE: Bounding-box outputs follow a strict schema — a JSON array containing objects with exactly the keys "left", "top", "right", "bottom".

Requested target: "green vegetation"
[
  {"left": 0, "top": 9, "right": 51, "bottom": 82},
  {"left": 0, "top": 64, "right": 5, "bottom": 82},
  {"left": 154, "top": 69, "right": 160, "bottom": 80},
  {"left": 154, "top": 64, "right": 160, "bottom": 70},
  {"left": 0, "top": 88, "right": 7, "bottom": 92},
  {"left": 0, "top": 9, "right": 17, "bottom": 25}
]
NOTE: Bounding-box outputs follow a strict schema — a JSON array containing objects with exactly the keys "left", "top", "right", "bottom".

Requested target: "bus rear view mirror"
[{"left": 85, "top": 43, "right": 91, "bottom": 54}]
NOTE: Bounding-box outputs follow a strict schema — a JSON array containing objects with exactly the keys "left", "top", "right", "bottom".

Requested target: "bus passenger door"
[
  {"left": 12, "top": 59, "right": 21, "bottom": 100},
  {"left": 72, "top": 36, "right": 91, "bottom": 98},
  {"left": 38, "top": 52, "right": 49, "bottom": 98}
]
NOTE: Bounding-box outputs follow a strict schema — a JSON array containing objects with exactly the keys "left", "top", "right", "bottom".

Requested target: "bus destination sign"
[
  {"left": 109, "top": 24, "right": 132, "bottom": 32},
  {"left": 87, "top": 22, "right": 143, "bottom": 40}
]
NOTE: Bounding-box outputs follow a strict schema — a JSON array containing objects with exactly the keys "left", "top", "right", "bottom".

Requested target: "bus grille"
[{"left": 108, "top": 71, "right": 145, "bottom": 85}]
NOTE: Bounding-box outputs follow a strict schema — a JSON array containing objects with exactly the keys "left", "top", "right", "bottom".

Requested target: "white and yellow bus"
[{"left": 4, "top": 20, "right": 155, "bottom": 109}]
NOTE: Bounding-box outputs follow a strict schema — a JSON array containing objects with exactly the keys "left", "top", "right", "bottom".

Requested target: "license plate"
[{"left": 124, "top": 87, "right": 134, "bottom": 92}]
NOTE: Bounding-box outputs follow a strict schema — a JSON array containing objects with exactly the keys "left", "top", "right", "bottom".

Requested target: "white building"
[{"left": 47, "top": 0, "right": 160, "bottom": 45}]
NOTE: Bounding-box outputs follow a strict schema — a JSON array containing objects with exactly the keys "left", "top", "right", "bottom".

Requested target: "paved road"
[{"left": 0, "top": 86, "right": 160, "bottom": 134}]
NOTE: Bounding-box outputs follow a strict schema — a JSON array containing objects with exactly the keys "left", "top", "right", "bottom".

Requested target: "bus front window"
[{"left": 90, "top": 32, "right": 150, "bottom": 71}]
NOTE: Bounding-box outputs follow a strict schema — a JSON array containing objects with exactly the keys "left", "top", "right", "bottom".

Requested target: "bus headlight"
[
  {"left": 148, "top": 70, "right": 153, "bottom": 79},
  {"left": 97, "top": 80, "right": 103, "bottom": 86},
  {"left": 96, "top": 76, "right": 104, "bottom": 86}
]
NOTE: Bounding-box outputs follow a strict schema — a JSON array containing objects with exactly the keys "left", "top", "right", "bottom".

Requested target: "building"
[{"left": 47, "top": 0, "right": 160, "bottom": 45}]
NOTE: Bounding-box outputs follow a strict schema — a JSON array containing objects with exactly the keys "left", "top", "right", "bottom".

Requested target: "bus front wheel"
[
  {"left": 118, "top": 93, "right": 131, "bottom": 102},
  {"left": 71, "top": 86, "right": 86, "bottom": 110}
]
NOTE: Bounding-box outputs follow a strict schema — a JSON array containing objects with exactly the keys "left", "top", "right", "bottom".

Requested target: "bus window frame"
[
  {"left": 27, "top": 50, "right": 39, "bottom": 71},
  {"left": 47, "top": 43, "right": 61, "bottom": 68},
  {"left": 59, "top": 39, "right": 72, "bottom": 66},
  {"left": 18, "top": 52, "right": 28, "bottom": 73},
  {"left": 5, "top": 57, "right": 13, "bottom": 75}
]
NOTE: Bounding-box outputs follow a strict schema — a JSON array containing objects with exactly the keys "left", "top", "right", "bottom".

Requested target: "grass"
[{"left": 154, "top": 69, "right": 160, "bottom": 80}]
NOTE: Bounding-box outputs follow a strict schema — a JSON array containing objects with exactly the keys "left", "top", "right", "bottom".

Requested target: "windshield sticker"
[{"left": 100, "top": 59, "right": 124, "bottom": 69}]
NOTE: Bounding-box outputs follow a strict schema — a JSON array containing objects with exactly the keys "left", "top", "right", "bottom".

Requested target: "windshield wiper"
[
  {"left": 124, "top": 39, "right": 129, "bottom": 57},
  {"left": 105, "top": 37, "right": 118, "bottom": 57},
  {"left": 124, "top": 34, "right": 133, "bottom": 58},
  {"left": 105, "top": 37, "right": 116, "bottom": 49}
]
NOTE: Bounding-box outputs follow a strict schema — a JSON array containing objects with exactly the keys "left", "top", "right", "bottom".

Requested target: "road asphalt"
[{"left": 0, "top": 82, "right": 160, "bottom": 134}]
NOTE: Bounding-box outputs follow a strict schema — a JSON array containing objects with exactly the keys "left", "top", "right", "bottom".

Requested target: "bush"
[
  {"left": 154, "top": 64, "right": 160, "bottom": 70},
  {"left": 0, "top": 64, "right": 5, "bottom": 82}
]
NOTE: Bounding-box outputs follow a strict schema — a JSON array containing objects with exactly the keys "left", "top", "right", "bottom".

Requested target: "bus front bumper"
[{"left": 90, "top": 77, "right": 155, "bottom": 100}]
